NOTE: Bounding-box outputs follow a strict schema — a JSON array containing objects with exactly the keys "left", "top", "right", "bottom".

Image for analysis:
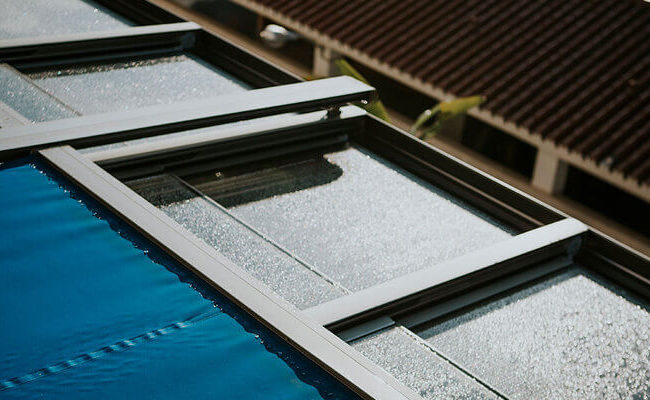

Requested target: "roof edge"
[{"left": 231, "top": 0, "right": 650, "bottom": 202}]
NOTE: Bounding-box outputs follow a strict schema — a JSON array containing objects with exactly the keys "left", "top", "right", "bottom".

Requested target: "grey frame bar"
[
  {"left": 304, "top": 218, "right": 587, "bottom": 330},
  {"left": 38, "top": 145, "right": 421, "bottom": 400},
  {"left": 85, "top": 106, "right": 366, "bottom": 165},
  {"left": 396, "top": 256, "right": 573, "bottom": 330},
  {"left": 0, "top": 22, "right": 200, "bottom": 65},
  {"left": 0, "top": 76, "right": 374, "bottom": 159}
]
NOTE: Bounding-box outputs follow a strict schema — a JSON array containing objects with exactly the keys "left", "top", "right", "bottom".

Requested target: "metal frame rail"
[{"left": 1, "top": 0, "right": 649, "bottom": 398}]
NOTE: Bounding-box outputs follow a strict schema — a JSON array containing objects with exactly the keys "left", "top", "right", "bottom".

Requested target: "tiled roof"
[{"left": 235, "top": 0, "right": 650, "bottom": 185}]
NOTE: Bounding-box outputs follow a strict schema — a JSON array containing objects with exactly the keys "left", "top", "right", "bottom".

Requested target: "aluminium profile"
[{"left": 38, "top": 145, "right": 421, "bottom": 400}]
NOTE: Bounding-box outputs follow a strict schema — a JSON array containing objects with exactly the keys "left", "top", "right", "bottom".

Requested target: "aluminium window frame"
[
  {"left": 0, "top": 76, "right": 375, "bottom": 159},
  {"left": 0, "top": 11, "right": 302, "bottom": 133},
  {"left": 0, "top": 17, "right": 299, "bottom": 87},
  {"left": 2, "top": 0, "right": 648, "bottom": 396},
  {"left": 348, "top": 121, "right": 650, "bottom": 339},
  {"left": 35, "top": 145, "right": 421, "bottom": 400},
  {"left": 0, "top": 10, "right": 375, "bottom": 158},
  {"left": 321, "top": 116, "right": 650, "bottom": 337},
  {"left": 21, "top": 106, "right": 650, "bottom": 399},
  {"left": 318, "top": 117, "right": 650, "bottom": 337},
  {"left": 66, "top": 109, "right": 650, "bottom": 341}
]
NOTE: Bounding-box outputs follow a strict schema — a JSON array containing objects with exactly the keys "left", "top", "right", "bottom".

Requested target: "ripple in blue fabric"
[{"left": 0, "top": 160, "right": 354, "bottom": 399}]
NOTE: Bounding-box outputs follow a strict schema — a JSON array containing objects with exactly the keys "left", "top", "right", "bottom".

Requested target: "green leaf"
[
  {"left": 364, "top": 99, "right": 392, "bottom": 122},
  {"left": 410, "top": 96, "right": 485, "bottom": 139},
  {"left": 334, "top": 59, "right": 369, "bottom": 84},
  {"left": 438, "top": 96, "right": 485, "bottom": 116},
  {"left": 420, "top": 121, "right": 443, "bottom": 140},
  {"left": 334, "top": 59, "right": 391, "bottom": 122},
  {"left": 410, "top": 105, "right": 440, "bottom": 135}
]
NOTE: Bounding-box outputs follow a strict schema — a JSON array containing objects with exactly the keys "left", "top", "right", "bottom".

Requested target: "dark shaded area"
[
  {"left": 348, "top": 60, "right": 435, "bottom": 120},
  {"left": 125, "top": 175, "right": 198, "bottom": 207},
  {"left": 186, "top": 0, "right": 260, "bottom": 37},
  {"left": 563, "top": 166, "right": 650, "bottom": 237},
  {"left": 184, "top": 153, "right": 343, "bottom": 207},
  {"left": 175, "top": 0, "right": 314, "bottom": 70},
  {"left": 462, "top": 117, "right": 537, "bottom": 178}
]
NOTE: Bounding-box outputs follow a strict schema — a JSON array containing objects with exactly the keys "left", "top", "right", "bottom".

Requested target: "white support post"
[
  {"left": 313, "top": 45, "right": 341, "bottom": 78},
  {"left": 532, "top": 149, "right": 569, "bottom": 194}
]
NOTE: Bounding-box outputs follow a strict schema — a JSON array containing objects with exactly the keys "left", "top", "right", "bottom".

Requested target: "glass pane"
[
  {"left": 28, "top": 54, "right": 251, "bottom": 116},
  {"left": 127, "top": 175, "right": 347, "bottom": 310},
  {"left": 0, "top": 159, "right": 357, "bottom": 399},
  {"left": 0, "top": 64, "right": 78, "bottom": 123},
  {"left": 352, "top": 327, "right": 498, "bottom": 399},
  {"left": 418, "top": 267, "right": 650, "bottom": 399},
  {"left": 0, "top": 0, "right": 132, "bottom": 40},
  {"left": 186, "top": 146, "right": 515, "bottom": 292}
]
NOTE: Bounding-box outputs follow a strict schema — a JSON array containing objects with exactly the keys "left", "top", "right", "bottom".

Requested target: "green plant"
[
  {"left": 334, "top": 58, "right": 484, "bottom": 140},
  {"left": 410, "top": 96, "right": 485, "bottom": 140},
  {"left": 334, "top": 59, "right": 391, "bottom": 122}
]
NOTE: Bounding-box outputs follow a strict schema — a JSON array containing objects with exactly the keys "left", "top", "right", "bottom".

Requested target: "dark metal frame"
[
  {"left": 0, "top": 76, "right": 374, "bottom": 159},
  {"left": 3, "top": 0, "right": 649, "bottom": 398},
  {"left": 325, "top": 117, "right": 650, "bottom": 337},
  {"left": 0, "top": 23, "right": 200, "bottom": 68},
  {"left": 0, "top": 3, "right": 301, "bottom": 137},
  {"left": 38, "top": 145, "right": 420, "bottom": 400},
  {"left": 86, "top": 105, "right": 366, "bottom": 174},
  {"left": 74, "top": 109, "right": 650, "bottom": 341},
  {"left": 92, "top": 0, "right": 183, "bottom": 25},
  {"left": 0, "top": 17, "right": 298, "bottom": 86},
  {"left": 0, "top": 11, "right": 371, "bottom": 158}
]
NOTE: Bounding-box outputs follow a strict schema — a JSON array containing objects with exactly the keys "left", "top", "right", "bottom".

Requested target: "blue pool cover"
[{"left": 0, "top": 159, "right": 356, "bottom": 399}]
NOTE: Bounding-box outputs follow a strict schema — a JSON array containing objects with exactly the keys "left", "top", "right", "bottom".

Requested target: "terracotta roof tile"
[{"left": 243, "top": 0, "right": 650, "bottom": 184}]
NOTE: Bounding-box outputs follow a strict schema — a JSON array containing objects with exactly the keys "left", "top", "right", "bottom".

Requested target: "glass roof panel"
[
  {"left": 28, "top": 54, "right": 250, "bottom": 116},
  {"left": 0, "top": 0, "right": 133, "bottom": 40},
  {"left": 352, "top": 326, "right": 498, "bottom": 399},
  {"left": 418, "top": 267, "right": 650, "bottom": 399},
  {"left": 127, "top": 174, "right": 347, "bottom": 310},
  {"left": 187, "top": 146, "right": 515, "bottom": 293},
  {"left": 0, "top": 64, "right": 78, "bottom": 124}
]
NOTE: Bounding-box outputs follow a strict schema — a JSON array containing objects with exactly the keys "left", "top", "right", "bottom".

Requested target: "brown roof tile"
[{"left": 242, "top": 0, "right": 650, "bottom": 185}]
